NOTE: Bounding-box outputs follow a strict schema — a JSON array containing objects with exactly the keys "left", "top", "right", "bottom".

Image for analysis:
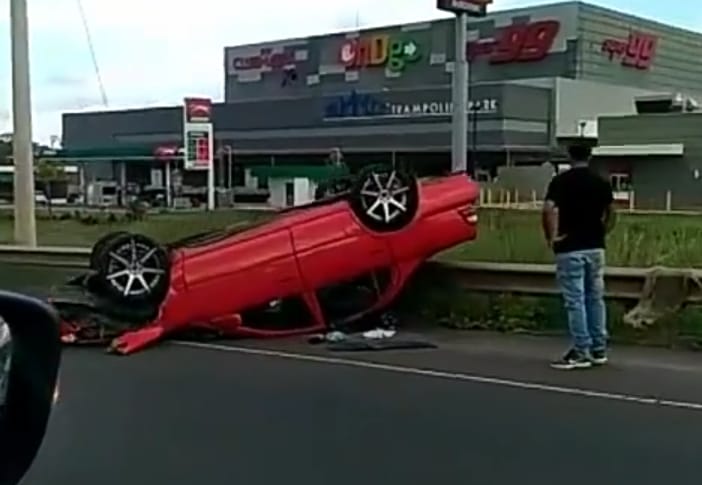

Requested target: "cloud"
[
  {"left": 0, "top": 0, "right": 458, "bottom": 142},
  {"left": 0, "top": 0, "right": 698, "bottom": 143},
  {"left": 42, "top": 73, "right": 88, "bottom": 88}
]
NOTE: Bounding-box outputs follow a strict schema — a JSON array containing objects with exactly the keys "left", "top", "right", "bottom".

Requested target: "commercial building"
[
  {"left": 58, "top": 1, "right": 702, "bottom": 197},
  {"left": 592, "top": 94, "right": 702, "bottom": 210}
]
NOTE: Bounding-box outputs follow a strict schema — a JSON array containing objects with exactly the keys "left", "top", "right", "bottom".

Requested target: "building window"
[
  {"left": 610, "top": 172, "right": 632, "bottom": 202},
  {"left": 475, "top": 169, "right": 492, "bottom": 183}
]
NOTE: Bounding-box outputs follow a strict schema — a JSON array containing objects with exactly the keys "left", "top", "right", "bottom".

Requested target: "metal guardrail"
[
  {"left": 0, "top": 246, "right": 90, "bottom": 269},
  {"left": 416, "top": 260, "right": 702, "bottom": 303},
  {"left": 479, "top": 204, "right": 702, "bottom": 217},
  {"left": 1, "top": 246, "right": 701, "bottom": 303}
]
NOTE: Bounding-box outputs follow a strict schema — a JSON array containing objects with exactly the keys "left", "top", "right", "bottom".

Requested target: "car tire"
[
  {"left": 349, "top": 165, "right": 419, "bottom": 232},
  {"left": 90, "top": 231, "right": 130, "bottom": 269},
  {"left": 94, "top": 233, "right": 170, "bottom": 307}
]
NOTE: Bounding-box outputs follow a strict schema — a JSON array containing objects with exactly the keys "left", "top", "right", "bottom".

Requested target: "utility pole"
[
  {"left": 451, "top": 12, "right": 469, "bottom": 172},
  {"left": 436, "top": 0, "right": 491, "bottom": 174},
  {"left": 10, "top": 0, "right": 37, "bottom": 246}
]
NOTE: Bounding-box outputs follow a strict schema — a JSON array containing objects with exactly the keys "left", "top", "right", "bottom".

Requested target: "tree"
[{"left": 35, "top": 159, "right": 67, "bottom": 216}]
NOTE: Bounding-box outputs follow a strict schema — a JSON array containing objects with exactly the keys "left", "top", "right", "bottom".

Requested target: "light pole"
[
  {"left": 10, "top": 0, "right": 37, "bottom": 246},
  {"left": 436, "top": 0, "right": 491, "bottom": 174},
  {"left": 452, "top": 12, "right": 469, "bottom": 173}
]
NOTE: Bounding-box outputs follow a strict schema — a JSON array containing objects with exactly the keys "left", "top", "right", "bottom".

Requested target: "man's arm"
[
  {"left": 601, "top": 180, "right": 616, "bottom": 233},
  {"left": 541, "top": 178, "right": 560, "bottom": 245},
  {"left": 542, "top": 199, "right": 559, "bottom": 244},
  {"left": 602, "top": 202, "right": 616, "bottom": 233}
]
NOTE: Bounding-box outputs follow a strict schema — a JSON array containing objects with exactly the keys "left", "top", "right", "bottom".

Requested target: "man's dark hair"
[{"left": 568, "top": 144, "right": 592, "bottom": 163}]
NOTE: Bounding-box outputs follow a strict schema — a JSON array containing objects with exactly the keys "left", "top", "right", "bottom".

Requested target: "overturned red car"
[{"left": 52, "top": 166, "right": 479, "bottom": 354}]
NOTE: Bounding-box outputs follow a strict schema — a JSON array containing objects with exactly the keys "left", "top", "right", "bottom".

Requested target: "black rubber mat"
[{"left": 327, "top": 336, "right": 437, "bottom": 352}]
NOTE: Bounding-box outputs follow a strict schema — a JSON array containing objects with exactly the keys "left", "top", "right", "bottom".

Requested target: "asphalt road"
[{"left": 18, "top": 333, "right": 702, "bottom": 485}]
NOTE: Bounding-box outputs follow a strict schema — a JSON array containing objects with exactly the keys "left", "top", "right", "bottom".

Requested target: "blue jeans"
[{"left": 555, "top": 249, "right": 608, "bottom": 354}]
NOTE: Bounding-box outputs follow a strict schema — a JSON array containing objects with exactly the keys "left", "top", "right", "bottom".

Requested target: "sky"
[{"left": 0, "top": 0, "right": 700, "bottom": 144}]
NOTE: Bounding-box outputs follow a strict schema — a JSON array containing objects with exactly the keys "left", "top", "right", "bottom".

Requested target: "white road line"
[{"left": 173, "top": 341, "right": 702, "bottom": 412}]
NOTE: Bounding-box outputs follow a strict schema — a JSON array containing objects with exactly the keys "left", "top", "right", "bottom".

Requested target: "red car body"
[{"left": 59, "top": 173, "right": 479, "bottom": 354}]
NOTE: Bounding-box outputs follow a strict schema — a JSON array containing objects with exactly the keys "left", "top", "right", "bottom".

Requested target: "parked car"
[{"left": 52, "top": 166, "right": 480, "bottom": 355}]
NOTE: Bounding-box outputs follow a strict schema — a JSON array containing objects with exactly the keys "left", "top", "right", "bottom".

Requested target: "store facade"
[
  {"left": 61, "top": 1, "right": 702, "bottom": 180},
  {"left": 223, "top": 2, "right": 702, "bottom": 105}
]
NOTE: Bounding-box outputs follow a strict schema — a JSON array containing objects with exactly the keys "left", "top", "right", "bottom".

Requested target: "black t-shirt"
[{"left": 545, "top": 166, "right": 614, "bottom": 254}]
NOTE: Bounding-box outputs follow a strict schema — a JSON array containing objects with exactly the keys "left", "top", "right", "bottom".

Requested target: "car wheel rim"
[
  {"left": 105, "top": 238, "right": 166, "bottom": 297},
  {"left": 359, "top": 171, "right": 410, "bottom": 223}
]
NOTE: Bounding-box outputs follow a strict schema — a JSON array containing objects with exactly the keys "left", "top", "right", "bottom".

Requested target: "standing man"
[
  {"left": 328, "top": 147, "right": 344, "bottom": 167},
  {"left": 315, "top": 148, "right": 350, "bottom": 200},
  {"left": 542, "top": 142, "right": 615, "bottom": 370}
]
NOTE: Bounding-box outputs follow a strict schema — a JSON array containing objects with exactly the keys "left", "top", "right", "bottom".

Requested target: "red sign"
[
  {"left": 184, "top": 98, "right": 212, "bottom": 123},
  {"left": 231, "top": 48, "right": 296, "bottom": 71},
  {"left": 153, "top": 144, "right": 180, "bottom": 161},
  {"left": 467, "top": 20, "right": 560, "bottom": 64},
  {"left": 601, "top": 32, "right": 657, "bottom": 70},
  {"left": 184, "top": 129, "right": 212, "bottom": 170},
  {"left": 196, "top": 137, "right": 209, "bottom": 162}
]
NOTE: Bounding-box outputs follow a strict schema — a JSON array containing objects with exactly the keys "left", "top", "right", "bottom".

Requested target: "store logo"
[
  {"left": 339, "top": 35, "right": 421, "bottom": 72},
  {"left": 154, "top": 145, "right": 183, "bottom": 161},
  {"left": 184, "top": 97, "right": 212, "bottom": 123},
  {"left": 324, "top": 91, "right": 498, "bottom": 120},
  {"left": 601, "top": 32, "right": 657, "bottom": 70},
  {"left": 231, "top": 48, "right": 296, "bottom": 71},
  {"left": 325, "top": 91, "right": 388, "bottom": 118},
  {"left": 467, "top": 19, "right": 560, "bottom": 64}
]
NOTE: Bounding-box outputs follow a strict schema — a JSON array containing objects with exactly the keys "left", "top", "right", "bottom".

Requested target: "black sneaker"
[
  {"left": 590, "top": 349, "right": 608, "bottom": 365},
  {"left": 550, "top": 349, "right": 592, "bottom": 370}
]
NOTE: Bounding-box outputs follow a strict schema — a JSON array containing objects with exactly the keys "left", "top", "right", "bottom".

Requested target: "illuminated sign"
[
  {"left": 184, "top": 97, "right": 212, "bottom": 123},
  {"left": 231, "top": 48, "right": 296, "bottom": 71},
  {"left": 601, "top": 32, "right": 657, "bottom": 70},
  {"left": 324, "top": 91, "right": 498, "bottom": 120},
  {"left": 153, "top": 144, "right": 180, "bottom": 160},
  {"left": 185, "top": 130, "right": 211, "bottom": 168},
  {"left": 467, "top": 20, "right": 560, "bottom": 64},
  {"left": 339, "top": 35, "right": 420, "bottom": 72},
  {"left": 182, "top": 97, "right": 213, "bottom": 171}
]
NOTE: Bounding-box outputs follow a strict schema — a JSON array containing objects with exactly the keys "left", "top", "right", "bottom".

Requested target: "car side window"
[
  {"left": 239, "top": 295, "right": 314, "bottom": 331},
  {"left": 316, "top": 268, "right": 393, "bottom": 323}
]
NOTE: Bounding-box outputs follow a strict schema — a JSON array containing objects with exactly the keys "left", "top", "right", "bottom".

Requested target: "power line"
[{"left": 76, "top": 0, "right": 109, "bottom": 107}]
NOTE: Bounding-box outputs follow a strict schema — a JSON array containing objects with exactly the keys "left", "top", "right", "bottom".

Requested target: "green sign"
[{"left": 340, "top": 35, "right": 421, "bottom": 73}]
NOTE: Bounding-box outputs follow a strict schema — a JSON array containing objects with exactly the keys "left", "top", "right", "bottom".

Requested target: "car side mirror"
[{"left": 0, "top": 291, "right": 62, "bottom": 485}]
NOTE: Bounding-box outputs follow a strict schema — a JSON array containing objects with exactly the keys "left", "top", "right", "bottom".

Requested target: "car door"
[
  {"left": 181, "top": 225, "right": 302, "bottom": 320},
  {"left": 291, "top": 205, "right": 393, "bottom": 291}
]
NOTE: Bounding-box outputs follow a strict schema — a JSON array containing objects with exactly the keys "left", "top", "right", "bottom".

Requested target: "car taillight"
[{"left": 458, "top": 205, "right": 478, "bottom": 224}]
